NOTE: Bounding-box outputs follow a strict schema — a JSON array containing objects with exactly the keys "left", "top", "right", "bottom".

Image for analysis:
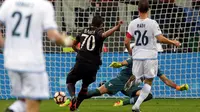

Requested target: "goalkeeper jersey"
[
  {"left": 127, "top": 18, "right": 162, "bottom": 60},
  {"left": 0, "top": 0, "right": 57, "bottom": 72},
  {"left": 118, "top": 57, "right": 163, "bottom": 81},
  {"left": 117, "top": 57, "right": 133, "bottom": 82}
]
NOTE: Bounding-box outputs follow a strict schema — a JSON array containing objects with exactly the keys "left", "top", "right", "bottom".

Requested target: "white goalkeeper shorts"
[
  {"left": 8, "top": 71, "right": 49, "bottom": 100},
  {"left": 132, "top": 59, "right": 158, "bottom": 79}
]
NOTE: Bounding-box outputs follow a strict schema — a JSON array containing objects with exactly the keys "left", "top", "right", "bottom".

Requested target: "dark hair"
[
  {"left": 138, "top": 0, "right": 149, "bottom": 13},
  {"left": 91, "top": 15, "right": 103, "bottom": 28}
]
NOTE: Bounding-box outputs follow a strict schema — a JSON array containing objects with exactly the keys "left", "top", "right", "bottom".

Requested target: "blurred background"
[{"left": 44, "top": 0, "right": 200, "bottom": 53}]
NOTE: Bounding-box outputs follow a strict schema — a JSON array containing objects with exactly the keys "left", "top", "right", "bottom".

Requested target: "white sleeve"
[
  {"left": 0, "top": 0, "right": 9, "bottom": 24},
  {"left": 43, "top": 2, "right": 58, "bottom": 31},
  {"left": 152, "top": 20, "right": 162, "bottom": 37}
]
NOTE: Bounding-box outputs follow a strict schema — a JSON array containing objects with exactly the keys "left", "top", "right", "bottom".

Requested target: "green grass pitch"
[{"left": 0, "top": 99, "right": 200, "bottom": 112}]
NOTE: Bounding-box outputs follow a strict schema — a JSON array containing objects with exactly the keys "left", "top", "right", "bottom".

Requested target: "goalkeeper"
[
  {"left": 61, "top": 57, "right": 189, "bottom": 108},
  {"left": 110, "top": 57, "right": 189, "bottom": 107}
]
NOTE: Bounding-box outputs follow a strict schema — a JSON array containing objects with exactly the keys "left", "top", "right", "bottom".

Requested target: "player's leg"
[
  {"left": 129, "top": 91, "right": 153, "bottom": 105},
  {"left": 132, "top": 60, "right": 158, "bottom": 111},
  {"left": 5, "top": 99, "right": 26, "bottom": 112},
  {"left": 130, "top": 60, "right": 143, "bottom": 112},
  {"left": 67, "top": 62, "right": 89, "bottom": 111},
  {"left": 76, "top": 65, "right": 99, "bottom": 109},
  {"left": 116, "top": 90, "right": 153, "bottom": 106},
  {"left": 60, "top": 63, "right": 82, "bottom": 108},
  {"left": 5, "top": 71, "right": 26, "bottom": 112},
  {"left": 86, "top": 77, "right": 125, "bottom": 100},
  {"left": 5, "top": 99, "right": 25, "bottom": 112},
  {"left": 66, "top": 75, "right": 78, "bottom": 111},
  {"left": 66, "top": 63, "right": 80, "bottom": 98},
  {"left": 66, "top": 63, "right": 82, "bottom": 111},
  {"left": 22, "top": 72, "right": 49, "bottom": 112},
  {"left": 132, "top": 78, "right": 153, "bottom": 110},
  {"left": 86, "top": 84, "right": 108, "bottom": 99},
  {"left": 75, "top": 83, "right": 111, "bottom": 110},
  {"left": 75, "top": 83, "right": 91, "bottom": 109},
  {"left": 26, "top": 100, "right": 40, "bottom": 112}
]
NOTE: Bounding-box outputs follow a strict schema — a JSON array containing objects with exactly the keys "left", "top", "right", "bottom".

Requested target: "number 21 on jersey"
[
  {"left": 12, "top": 11, "right": 32, "bottom": 38},
  {"left": 81, "top": 34, "right": 95, "bottom": 51}
]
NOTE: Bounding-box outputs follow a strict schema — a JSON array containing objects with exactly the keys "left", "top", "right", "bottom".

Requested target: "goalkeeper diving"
[{"left": 61, "top": 57, "right": 189, "bottom": 108}]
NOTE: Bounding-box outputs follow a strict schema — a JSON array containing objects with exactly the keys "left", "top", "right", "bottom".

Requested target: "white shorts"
[
  {"left": 8, "top": 71, "right": 49, "bottom": 100},
  {"left": 132, "top": 60, "right": 158, "bottom": 79}
]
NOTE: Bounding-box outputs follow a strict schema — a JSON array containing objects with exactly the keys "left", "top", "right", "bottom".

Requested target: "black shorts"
[{"left": 66, "top": 62, "right": 99, "bottom": 85}]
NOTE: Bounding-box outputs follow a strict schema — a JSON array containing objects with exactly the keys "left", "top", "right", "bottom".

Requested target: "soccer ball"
[{"left": 54, "top": 91, "right": 67, "bottom": 104}]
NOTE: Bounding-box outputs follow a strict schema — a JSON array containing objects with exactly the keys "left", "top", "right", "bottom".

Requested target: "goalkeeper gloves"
[
  {"left": 109, "top": 62, "right": 122, "bottom": 68},
  {"left": 176, "top": 84, "right": 189, "bottom": 91}
]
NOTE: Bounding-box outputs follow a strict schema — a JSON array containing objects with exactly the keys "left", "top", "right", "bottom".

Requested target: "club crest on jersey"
[{"left": 108, "top": 83, "right": 113, "bottom": 87}]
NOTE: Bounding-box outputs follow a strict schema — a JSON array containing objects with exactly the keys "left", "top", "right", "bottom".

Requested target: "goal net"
[{"left": 0, "top": 0, "right": 199, "bottom": 99}]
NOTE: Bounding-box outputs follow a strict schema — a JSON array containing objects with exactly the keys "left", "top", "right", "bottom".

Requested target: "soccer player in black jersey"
[{"left": 66, "top": 15, "right": 123, "bottom": 111}]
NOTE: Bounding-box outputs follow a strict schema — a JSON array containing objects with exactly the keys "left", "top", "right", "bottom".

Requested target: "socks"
[
  {"left": 130, "top": 97, "right": 136, "bottom": 104},
  {"left": 123, "top": 97, "right": 134, "bottom": 105},
  {"left": 86, "top": 89, "right": 101, "bottom": 99},
  {"left": 67, "top": 83, "right": 76, "bottom": 97},
  {"left": 123, "top": 93, "right": 153, "bottom": 106},
  {"left": 144, "top": 93, "right": 153, "bottom": 102},
  {"left": 133, "top": 84, "right": 151, "bottom": 108},
  {"left": 78, "top": 86, "right": 88, "bottom": 97},
  {"left": 9, "top": 100, "right": 26, "bottom": 112},
  {"left": 76, "top": 85, "right": 89, "bottom": 108}
]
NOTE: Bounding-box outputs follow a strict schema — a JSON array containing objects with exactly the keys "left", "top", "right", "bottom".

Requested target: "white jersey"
[
  {"left": 127, "top": 18, "right": 162, "bottom": 60},
  {"left": 0, "top": 0, "right": 57, "bottom": 72}
]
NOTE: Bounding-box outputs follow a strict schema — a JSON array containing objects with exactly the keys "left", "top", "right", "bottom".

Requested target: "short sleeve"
[
  {"left": 126, "top": 57, "right": 133, "bottom": 66},
  {"left": 157, "top": 68, "right": 164, "bottom": 77},
  {"left": 152, "top": 20, "right": 162, "bottom": 37},
  {"left": 0, "top": 0, "right": 9, "bottom": 24},
  {"left": 43, "top": 2, "right": 58, "bottom": 31},
  {"left": 126, "top": 22, "right": 134, "bottom": 39},
  {"left": 97, "top": 28, "right": 103, "bottom": 38}
]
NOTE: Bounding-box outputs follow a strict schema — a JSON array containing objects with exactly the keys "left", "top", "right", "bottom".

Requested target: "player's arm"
[
  {"left": 152, "top": 20, "right": 181, "bottom": 47},
  {"left": 72, "top": 40, "right": 80, "bottom": 52},
  {"left": 44, "top": 3, "right": 73, "bottom": 47},
  {"left": 0, "top": 1, "right": 9, "bottom": 48},
  {"left": 120, "top": 60, "right": 129, "bottom": 66},
  {"left": 124, "top": 22, "right": 133, "bottom": 56},
  {"left": 71, "top": 33, "right": 82, "bottom": 52},
  {"left": 159, "top": 74, "right": 189, "bottom": 91},
  {"left": 110, "top": 57, "right": 133, "bottom": 68},
  {"left": 0, "top": 31, "right": 4, "bottom": 48},
  {"left": 156, "top": 35, "right": 181, "bottom": 47},
  {"left": 124, "top": 37, "right": 132, "bottom": 56},
  {"left": 47, "top": 30, "right": 73, "bottom": 47},
  {"left": 109, "top": 60, "right": 129, "bottom": 68},
  {"left": 101, "top": 20, "right": 123, "bottom": 38}
]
